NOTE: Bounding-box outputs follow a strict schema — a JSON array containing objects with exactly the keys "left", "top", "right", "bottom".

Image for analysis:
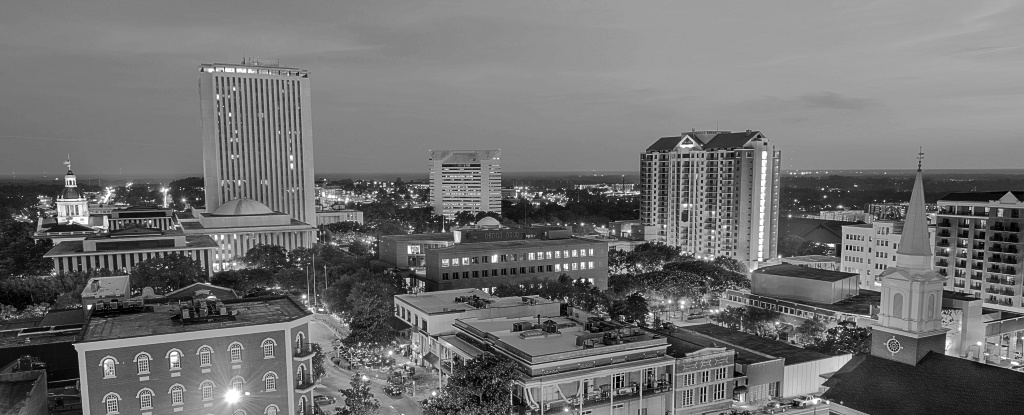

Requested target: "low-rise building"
[
  {"left": 393, "top": 289, "right": 559, "bottom": 372},
  {"left": 0, "top": 356, "right": 49, "bottom": 415},
  {"left": 315, "top": 209, "right": 364, "bottom": 226},
  {"left": 106, "top": 206, "right": 177, "bottom": 231},
  {"left": 75, "top": 296, "right": 315, "bottom": 415},
  {"left": 378, "top": 233, "right": 455, "bottom": 270},
  {"left": 649, "top": 326, "right": 742, "bottom": 414},
  {"left": 45, "top": 228, "right": 218, "bottom": 276},
  {"left": 178, "top": 199, "right": 316, "bottom": 272},
  {"left": 81, "top": 276, "right": 131, "bottom": 317},
  {"left": 0, "top": 309, "right": 84, "bottom": 383},
  {"left": 455, "top": 315, "right": 674, "bottom": 415}
]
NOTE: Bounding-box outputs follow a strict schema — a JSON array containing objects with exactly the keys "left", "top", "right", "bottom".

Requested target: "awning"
[
  {"left": 440, "top": 335, "right": 484, "bottom": 360},
  {"left": 423, "top": 352, "right": 440, "bottom": 367},
  {"left": 388, "top": 316, "right": 412, "bottom": 332}
]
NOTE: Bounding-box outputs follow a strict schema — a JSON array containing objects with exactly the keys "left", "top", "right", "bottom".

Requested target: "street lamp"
[{"left": 225, "top": 389, "right": 241, "bottom": 404}]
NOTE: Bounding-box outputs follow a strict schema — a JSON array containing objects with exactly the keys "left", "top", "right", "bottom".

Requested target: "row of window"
[
  {"left": 440, "top": 249, "right": 596, "bottom": 267},
  {"left": 679, "top": 383, "right": 728, "bottom": 407},
  {"left": 679, "top": 367, "right": 730, "bottom": 386},
  {"left": 101, "top": 372, "right": 281, "bottom": 414},
  {"left": 100, "top": 338, "right": 282, "bottom": 378},
  {"left": 441, "top": 262, "right": 595, "bottom": 280}
]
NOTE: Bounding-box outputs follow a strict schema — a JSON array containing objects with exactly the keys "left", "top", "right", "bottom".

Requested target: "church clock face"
[{"left": 885, "top": 337, "right": 903, "bottom": 355}]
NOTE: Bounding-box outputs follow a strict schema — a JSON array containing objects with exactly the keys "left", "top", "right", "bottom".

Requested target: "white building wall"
[{"left": 781, "top": 354, "right": 853, "bottom": 398}]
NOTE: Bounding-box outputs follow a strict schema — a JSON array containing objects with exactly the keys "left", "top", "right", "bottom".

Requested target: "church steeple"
[{"left": 871, "top": 149, "right": 949, "bottom": 366}]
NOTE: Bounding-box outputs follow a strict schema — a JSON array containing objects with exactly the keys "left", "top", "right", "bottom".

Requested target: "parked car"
[
  {"left": 791, "top": 395, "right": 822, "bottom": 407},
  {"left": 763, "top": 400, "right": 787, "bottom": 413},
  {"left": 313, "top": 395, "right": 337, "bottom": 405}
]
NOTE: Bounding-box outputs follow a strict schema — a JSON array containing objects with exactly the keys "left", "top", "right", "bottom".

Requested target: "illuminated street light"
[{"left": 225, "top": 389, "right": 241, "bottom": 404}]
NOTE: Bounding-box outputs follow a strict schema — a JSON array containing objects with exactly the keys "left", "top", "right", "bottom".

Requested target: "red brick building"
[{"left": 75, "top": 296, "right": 315, "bottom": 415}]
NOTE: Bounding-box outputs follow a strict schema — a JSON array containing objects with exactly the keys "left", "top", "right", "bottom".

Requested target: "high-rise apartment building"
[
  {"left": 428, "top": 150, "right": 501, "bottom": 219},
  {"left": 641, "top": 130, "right": 781, "bottom": 269},
  {"left": 934, "top": 191, "right": 1023, "bottom": 311},
  {"left": 199, "top": 59, "right": 316, "bottom": 224},
  {"left": 841, "top": 221, "right": 936, "bottom": 289}
]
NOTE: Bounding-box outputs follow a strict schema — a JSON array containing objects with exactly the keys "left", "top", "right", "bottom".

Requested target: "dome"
[
  {"left": 213, "top": 198, "right": 275, "bottom": 216},
  {"left": 476, "top": 216, "right": 501, "bottom": 228},
  {"left": 59, "top": 187, "right": 82, "bottom": 200}
]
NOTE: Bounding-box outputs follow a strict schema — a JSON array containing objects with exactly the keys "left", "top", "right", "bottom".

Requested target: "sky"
[{"left": 0, "top": 0, "right": 1021, "bottom": 177}]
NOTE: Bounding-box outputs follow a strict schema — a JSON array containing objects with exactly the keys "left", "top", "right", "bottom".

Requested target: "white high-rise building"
[
  {"left": 429, "top": 150, "right": 502, "bottom": 219},
  {"left": 640, "top": 130, "right": 781, "bottom": 270},
  {"left": 198, "top": 58, "right": 316, "bottom": 225},
  {"left": 841, "top": 221, "right": 936, "bottom": 289}
]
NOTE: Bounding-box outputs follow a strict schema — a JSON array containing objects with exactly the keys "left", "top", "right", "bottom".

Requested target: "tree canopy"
[
  {"left": 804, "top": 322, "right": 871, "bottom": 355},
  {"left": 130, "top": 253, "right": 207, "bottom": 293},
  {"left": 423, "top": 352, "right": 521, "bottom": 415}
]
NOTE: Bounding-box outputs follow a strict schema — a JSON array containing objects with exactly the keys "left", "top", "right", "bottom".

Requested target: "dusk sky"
[{"left": 1, "top": 1, "right": 1021, "bottom": 177}]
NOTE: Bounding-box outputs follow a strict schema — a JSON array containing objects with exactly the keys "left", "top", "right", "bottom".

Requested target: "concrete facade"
[{"left": 428, "top": 150, "right": 502, "bottom": 219}]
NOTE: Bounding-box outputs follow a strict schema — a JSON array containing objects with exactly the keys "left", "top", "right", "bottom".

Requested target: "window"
[
  {"left": 169, "top": 384, "right": 184, "bottom": 405},
  {"left": 588, "top": 261, "right": 594, "bottom": 269},
  {"left": 472, "top": 270, "right": 479, "bottom": 278},
  {"left": 231, "top": 376, "right": 245, "bottom": 391},
  {"left": 572, "top": 263, "right": 578, "bottom": 270},
  {"left": 264, "top": 372, "right": 278, "bottom": 391},
  {"left": 137, "top": 388, "right": 153, "bottom": 410},
  {"left": 680, "top": 389, "right": 694, "bottom": 406},
  {"left": 262, "top": 339, "right": 276, "bottom": 358},
  {"left": 613, "top": 373, "right": 625, "bottom": 389},
  {"left": 701, "top": 370, "right": 709, "bottom": 383},
  {"left": 546, "top": 251, "right": 552, "bottom": 259},
  {"left": 588, "top": 248, "right": 594, "bottom": 256},
  {"left": 462, "top": 257, "right": 470, "bottom": 266},
  {"left": 768, "top": 381, "right": 778, "bottom": 398},
  {"left": 167, "top": 349, "right": 182, "bottom": 370},
  {"left": 134, "top": 353, "right": 151, "bottom": 375},
  {"left": 554, "top": 251, "right": 561, "bottom": 259},
  {"left": 698, "top": 386, "right": 708, "bottom": 403},
  {"left": 554, "top": 264, "right": 561, "bottom": 272},
  {"left": 712, "top": 383, "right": 726, "bottom": 400},
  {"left": 101, "top": 357, "right": 117, "bottom": 378},
  {"left": 229, "top": 342, "right": 244, "bottom": 362},
  {"left": 198, "top": 346, "right": 213, "bottom": 367},
  {"left": 572, "top": 249, "right": 578, "bottom": 257},
  {"left": 103, "top": 393, "right": 120, "bottom": 414},
  {"left": 528, "top": 253, "right": 536, "bottom": 260},
  {"left": 682, "top": 372, "right": 695, "bottom": 386},
  {"left": 563, "top": 250, "right": 569, "bottom": 258},
  {"left": 441, "top": 259, "right": 449, "bottom": 267},
  {"left": 265, "top": 405, "right": 280, "bottom": 415},
  {"left": 491, "top": 254, "right": 499, "bottom": 263},
  {"left": 200, "top": 380, "right": 214, "bottom": 401}
]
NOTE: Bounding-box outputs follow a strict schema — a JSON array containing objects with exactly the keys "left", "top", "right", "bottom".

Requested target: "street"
[{"left": 309, "top": 318, "right": 426, "bottom": 415}]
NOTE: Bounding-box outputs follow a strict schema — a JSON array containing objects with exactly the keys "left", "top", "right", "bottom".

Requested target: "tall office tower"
[
  {"left": 198, "top": 58, "right": 316, "bottom": 224},
  {"left": 429, "top": 150, "right": 502, "bottom": 219},
  {"left": 935, "top": 191, "right": 1023, "bottom": 311},
  {"left": 641, "top": 130, "right": 781, "bottom": 270}
]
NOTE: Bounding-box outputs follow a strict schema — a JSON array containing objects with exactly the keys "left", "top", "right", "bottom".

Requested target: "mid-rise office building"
[
  {"left": 934, "top": 191, "right": 1023, "bottom": 311},
  {"left": 841, "top": 221, "right": 936, "bottom": 289},
  {"left": 199, "top": 59, "right": 316, "bottom": 224},
  {"left": 428, "top": 150, "right": 501, "bottom": 219},
  {"left": 45, "top": 228, "right": 217, "bottom": 276},
  {"left": 75, "top": 296, "right": 315, "bottom": 415},
  {"left": 819, "top": 209, "right": 872, "bottom": 223},
  {"left": 179, "top": 199, "right": 316, "bottom": 272},
  {"left": 455, "top": 314, "right": 674, "bottom": 415},
  {"left": 641, "top": 130, "right": 781, "bottom": 270}
]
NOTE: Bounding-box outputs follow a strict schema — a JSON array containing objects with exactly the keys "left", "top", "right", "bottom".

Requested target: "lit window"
[
  {"left": 441, "top": 259, "right": 449, "bottom": 267},
  {"left": 462, "top": 257, "right": 470, "bottom": 266},
  {"left": 546, "top": 251, "right": 552, "bottom": 259},
  {"left": 588, "top": 261, "right": 594, "bottom": 269},
  {"left": 101, "top": 357, "right": 117, "bottom": 378},
  {"left": 528, "top": 253, "right": 535, "bottom": 260},
  {"left": 167, "top": 349, "right": 182, "bottom": 370}
]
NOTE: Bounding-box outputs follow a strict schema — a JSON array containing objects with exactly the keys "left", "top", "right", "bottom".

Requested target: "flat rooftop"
[
  {"left": 46, "top": 234, "right": 218, "bottom": 256},
  {"left": 397, "top": 289, "right": 555, "bottom": 315},
  {"left": 0, "top": 378, "right": 39, "bottom": 414},
  {"left": 80, "top": 296, "right": 308, "bottom": 343},
  {"left": 742, "top": 289, "right": 982, "bottom": 317},
  {"left": 782, "top": 255, "right": 841, "bottom": 264},
  {"left": 755, "top": 264, "right": 857, "bottom": 282},
  {"left": 650, "top": 326, "right": 773, "bottom": 365},
  {"left": 82, "top": 276, "right": 130, "bottom": 299},
  {"left": 458, "top": 316, "right": 663, "bottom": 359},
  {"left": 433, "top": 237, "right": 600, "bottom": 253},
  {"left": 685, "top": 323, "right": 833, "bottom": 365},
  {"left": 381, "top": 233, "right": 454, "bottom": 242}
]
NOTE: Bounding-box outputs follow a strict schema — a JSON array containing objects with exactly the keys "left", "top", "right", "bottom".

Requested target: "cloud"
[{"left": 796, "top": 92, "right": 877, "bottom": 110}]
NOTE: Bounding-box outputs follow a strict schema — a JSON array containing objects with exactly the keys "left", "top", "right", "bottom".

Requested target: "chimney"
[{"left": 91, "top": 279, "right": 100, "bottom": 293}]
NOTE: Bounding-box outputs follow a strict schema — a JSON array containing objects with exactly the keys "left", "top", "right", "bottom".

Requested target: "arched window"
[
  {"left": 136, "top": 388, "right": 154, "bottom": 410},
  {"left": 200, "top": 380, "right": 215, "bottom": 401},
  {"left": 233, "top": 411, "right": 246, "bottom": 415},
  {"left": 102, "top": 393, "right": 120, "bottom": 414},
  {"left": 298, "top": 396, "right": 308, "bottom": 415},
  {"left": 295, "top": 332, "right": 306, "bottom": 352},
  {"left": 927, "top": 293, "right": 936, "bottom": 319},
  {"left": 265, "top": 405, "right": 280, "bottom": 415},
  {"left": 197, "top": 345, "right": 213, "bottom": 366},
  {"left": 263, "top": 372, "right": 278, "bottom": 391},
  {"left": 228, "top": 342, "right": 244, "bottom": 362},
  {"left": 168, "top": 384, "right": 185, "bottom": 405},
  {"left": 230, "top": 376, "right": 245, "bottom": 392},
  {"left": 100, "top": 356, "right": 118, "bottom": 379},
  {"left": 134, "top": 352, "right": 152, "bottom": 375},
  {"left": 261, "top": 338, "right": 277, "bottom": 358},
  {"left": 892, "top": 293, "right": 904, "bottom": 319},
  {"left": 296, "top": 364, "right": 306, "bottom": 384},
  {"left": 166, "top": 349, "right": 183, "bottom": 370}
]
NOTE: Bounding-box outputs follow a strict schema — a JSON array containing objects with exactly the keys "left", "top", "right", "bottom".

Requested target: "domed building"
[
  {"left": 55, "top": 155, "right": 90, "bottom": 226},
  {"left": 179, "top": 198, "right": 316, "bottom": 271}
]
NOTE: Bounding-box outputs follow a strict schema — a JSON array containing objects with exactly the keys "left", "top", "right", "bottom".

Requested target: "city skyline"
[{"left": 0, "top": 1, "right": 1021, "bottom": 176}]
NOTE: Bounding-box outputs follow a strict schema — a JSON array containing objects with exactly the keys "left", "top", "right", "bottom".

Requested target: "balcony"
[
  {"left": 295, "top": 375, "right": 316, "bottom": 393},
  {"left": 294, "top": 344, "right": 315, "bottom": 360},
  {"left": 937, "top": 260, "right": 949, "bottom": 267},
  {"left": 521, "top": 382, "right": 674, "bottom": 414}
]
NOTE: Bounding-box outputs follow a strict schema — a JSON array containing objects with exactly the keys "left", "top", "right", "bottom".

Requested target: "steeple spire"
[
  {"left": 64, "top": 154, "right": 73, "bottom": 174},
  {"left": 896, "top": 149, "right": 931, "bottom": 269}
]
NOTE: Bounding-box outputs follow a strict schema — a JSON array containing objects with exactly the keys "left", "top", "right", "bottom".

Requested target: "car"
[
  {"left": 313, "top": 395, "right": 337, "bottom": 405},
  {"left": 791, "top": 395, "right": 822, "bottom": 407},
  {"left": 762, "top": 401, "right": 787, "bottom": 413}
]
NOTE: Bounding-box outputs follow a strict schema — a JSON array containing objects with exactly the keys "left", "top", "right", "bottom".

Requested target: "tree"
[
  {"left": 796, "top": 317, "right": 828, "bottom": 344},
  {"left": 311, "top": 343, "right": 327, "bottom": 382},
  {"left": 423, "top": 352, "right": 520, "bottom": 415},
  {"left": 130, "top": 253, "right": 207, "bottom": 293},
  {"left": 343, "top": 277, "right": 399, "bottom": 351},
  {"left": 335, "top": 375, "right": 380, "bottom": 415},
  {"left": 610, "top": 292, "right": 650, "bottom": 326},
  {"left": 711, "top": 256, "right": 748, "bottom": 274},
  {"left": 805, "top": 322, "right": 871, "bottom": 355},
  {"left": 0, "top": 221, "right": 53, "bottom": 277},
  {"left": 243, "top": 244, "right": 290, "bottom": 271},
  {"left": 211, "top": 268, "right": 275, "bottom": 294}
]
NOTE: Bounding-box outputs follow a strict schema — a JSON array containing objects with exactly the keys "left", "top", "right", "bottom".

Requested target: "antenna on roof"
[{"left": 916, "top": 147, "right": 925, "bottom": 172}]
